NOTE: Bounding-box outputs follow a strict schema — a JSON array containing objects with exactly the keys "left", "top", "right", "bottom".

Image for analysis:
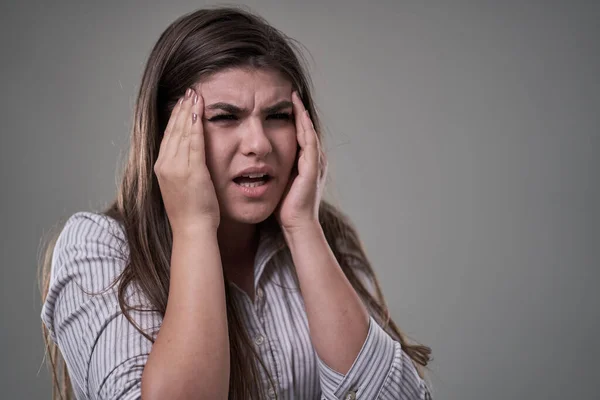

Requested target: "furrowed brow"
[
  {"left": 205, "top": 103, "right": 247, "bottom": 114},
  {"left": 205, "top": 101, "right": 293, "bottom": 114}
]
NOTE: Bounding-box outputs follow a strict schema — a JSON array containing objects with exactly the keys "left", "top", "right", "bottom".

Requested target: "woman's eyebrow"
[
  {"left": 205, "top": 102, "right": 245, "bottom": 114},
  {"left": 263, "top": 100, "right": 293, "bottom": 114},
  {"left": 205, "top": 100, "right": 293, "bottom": 114}
]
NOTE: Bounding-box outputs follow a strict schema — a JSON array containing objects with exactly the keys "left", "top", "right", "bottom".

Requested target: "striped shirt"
[{"left": 41, "top": 212, "right": 433, "bottom": 399}]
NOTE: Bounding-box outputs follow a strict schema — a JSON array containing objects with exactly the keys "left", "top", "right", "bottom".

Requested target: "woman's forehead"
[{"left": 196, "top": 67, "right": 292, "bottom": 107}]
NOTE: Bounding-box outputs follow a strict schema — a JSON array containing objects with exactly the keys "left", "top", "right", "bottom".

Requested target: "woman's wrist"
[
  {"left": 282, "top": 220, "right": 324, "bottom": 248},
  {"left": 172, "top": 221, "right": 219, "bottom": 242}
]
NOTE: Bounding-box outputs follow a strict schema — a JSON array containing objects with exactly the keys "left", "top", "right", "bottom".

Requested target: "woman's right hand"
[{"left": 154, "top": 87, "right": 220, "bottom": 234}]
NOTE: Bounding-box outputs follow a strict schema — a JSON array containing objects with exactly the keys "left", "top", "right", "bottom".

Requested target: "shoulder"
[
  {"left": 57, "top": 211, "right": 126, "bottom": 248},
  {"left": 41, "top": 212, "right": 157, "bottom": 397},
  {"left": 42, "top": 211, "right": 131, "bottom": 339},
  {"left": 51, "top": 211, "right": 128, "bottom": 277}
]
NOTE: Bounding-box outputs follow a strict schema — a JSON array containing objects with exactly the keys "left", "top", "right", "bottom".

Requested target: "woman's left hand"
[{"left": 276, "top": 91, "right": 327, "bottom": 233}]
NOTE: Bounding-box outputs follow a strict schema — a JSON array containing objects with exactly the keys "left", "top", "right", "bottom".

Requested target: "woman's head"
[{"left": 131, "top": 6, "right": 319, "bottom": 226}]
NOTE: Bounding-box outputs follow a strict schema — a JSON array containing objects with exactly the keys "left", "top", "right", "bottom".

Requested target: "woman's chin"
[{"left": 223, "top": 203, "right": 277, "bottom": 225}]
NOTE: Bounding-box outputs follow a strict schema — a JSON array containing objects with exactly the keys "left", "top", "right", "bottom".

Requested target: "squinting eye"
[
  {"left": 207, "top": 113, "right": 292, "bottom": 123},
  {"left": 267, "top": 113, "right": 292, "bottom": 120},
  {"left": 208, "top": 114, "right": 238, "bottom": 122}
]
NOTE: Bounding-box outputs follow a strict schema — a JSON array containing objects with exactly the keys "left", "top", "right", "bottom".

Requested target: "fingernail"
[
  {"left": 193, "top": 94, "right": 198, "bottom": 105},
  {"left": 186, "top": 88, "right": 193, "bottom": 98},
  {"left": 192, "top": 113, "right": 198, "bottom": 124}
]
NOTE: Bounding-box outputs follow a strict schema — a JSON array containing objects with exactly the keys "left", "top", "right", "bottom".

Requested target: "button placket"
[{"left": 254, "top": 287, "right": 265, "bottom": 314}]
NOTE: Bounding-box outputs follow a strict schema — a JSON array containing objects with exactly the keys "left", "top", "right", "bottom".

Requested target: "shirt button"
[
  {"left": 256, "top": 288, "right": 264, "bottom": 299},
  {"left": 267, "top": 386, "right": 277, "bottom": 398},
  {"left": 344, "top": 391, "right": 357, "bottom": 400},
  {"left": 254, "top": 334, "right": 265, "bottom": 345}
]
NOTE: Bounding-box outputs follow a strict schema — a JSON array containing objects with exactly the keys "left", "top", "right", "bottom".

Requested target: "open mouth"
[{"left": 233, "top": 173, "right": 272, "bottom": 188}]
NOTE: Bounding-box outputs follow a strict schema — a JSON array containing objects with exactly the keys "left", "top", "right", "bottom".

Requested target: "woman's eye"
[
  {"left": 208, "top": 113, "right": 292, "bottom": 123},
  {"left": 208, "top": 114, "right": 238, "bottom": 122},
  {"left": 267, "top": 113, "right": 292, "bottom": 121}
]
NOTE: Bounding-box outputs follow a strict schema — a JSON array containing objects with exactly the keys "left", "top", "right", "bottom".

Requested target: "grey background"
[{"left": 1, "top": 0, "right": 598, "bottom": 399}]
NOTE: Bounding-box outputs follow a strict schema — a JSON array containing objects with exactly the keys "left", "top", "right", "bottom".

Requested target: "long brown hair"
[{"left": 39, "top": 6, "right": 432, "bottom": 399}]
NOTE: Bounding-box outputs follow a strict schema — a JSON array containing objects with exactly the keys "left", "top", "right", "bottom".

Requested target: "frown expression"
[{"left": 195, "top": 67, "right": 298, "bottom": 224}]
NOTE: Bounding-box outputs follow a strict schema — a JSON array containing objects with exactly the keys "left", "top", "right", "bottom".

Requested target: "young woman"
[{"left": 40, "top": 6, "right": 433, "bottom": 400}]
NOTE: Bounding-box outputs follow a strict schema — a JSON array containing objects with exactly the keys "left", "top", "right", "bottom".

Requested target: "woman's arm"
[
  {"left": 277, "top": 92, "right": 431, "bottom": 399},
  {"left": 141, "top": 226, "right": 229, "bottom": 400},
  {"left": 284, "top": 224, "right": 432, "bottom": 399},
  {"left": 42, "top": 213, "right": 230, "bottom": 400},
  {"left": 283, "top": 223, "right": 369, "bottom": 375},
  {"left": 143, "top": 89, "right": 229, "bottom": 399}
]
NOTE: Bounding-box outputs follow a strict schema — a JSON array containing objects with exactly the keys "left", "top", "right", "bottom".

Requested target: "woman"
[{"left": 40, "top": 6, "right": 433, "bottom": 400}]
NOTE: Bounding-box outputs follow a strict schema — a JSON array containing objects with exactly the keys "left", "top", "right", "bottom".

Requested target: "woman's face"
[{"left": 194, "top": 67, "right": 298, "bottom": 225}]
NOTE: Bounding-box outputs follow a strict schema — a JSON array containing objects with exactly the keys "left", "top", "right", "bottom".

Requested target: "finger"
[
  {"left": 164, "top": 88, "right": 195, "bottom": 159},
  {"left": 319, "top": 145, "right": 328, "bottom": 182},
  {"left": 292, "top": 91, "right": 306, "bottom": 148},
  {"left": 315, "top": 131, "right": 327, "bottom": 179},
  {"left": 158, "top": 97, "right": 184, "bottom": 159},
  {"left": 174, "top": 91, "right": 196, "bottom": 160},
  {"left": 189, "top": 93, "right": 206, "bottom": 166},
  {"left": 303, "top": 109, "right": 318, "bottom": 146},
  {"left": 167, "top": 89, "right": 196, "bottom": 173},
  {"left": 301, "top": 109, "right": 320, "bottom": 180},
  {"left": 292, "top": 91, "right": 320, "bottom": 180}
]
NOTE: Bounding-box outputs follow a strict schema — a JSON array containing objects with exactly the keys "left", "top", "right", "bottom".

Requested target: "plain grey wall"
[{"left": 1, "top": 1, "right": 598, "bottom": 399}]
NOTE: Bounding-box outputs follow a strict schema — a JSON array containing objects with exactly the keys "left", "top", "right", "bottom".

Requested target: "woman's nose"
[{"left": 240, "top": 119, "right": 273, "bottom": 158}]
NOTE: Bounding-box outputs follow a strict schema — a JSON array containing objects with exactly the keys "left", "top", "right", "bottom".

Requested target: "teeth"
[
  {"left": 242, "top": 173, "right": 267, "bottom": 178},
  {"left": 239, "top": 181, "right": 266, "bottom": 188}
]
